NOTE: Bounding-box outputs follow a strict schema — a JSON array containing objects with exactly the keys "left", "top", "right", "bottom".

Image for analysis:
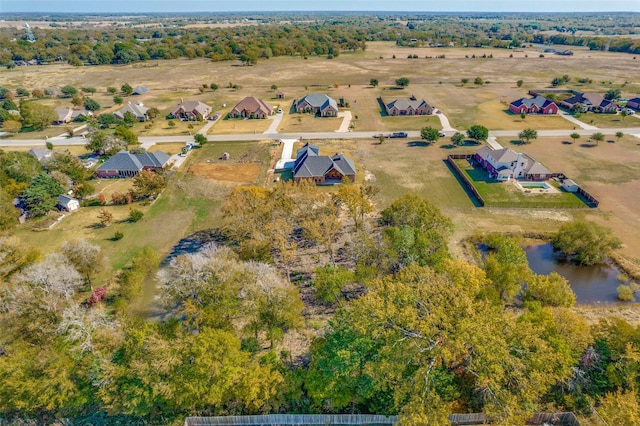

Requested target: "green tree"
[
  {"left": 60, "top": 85, "right": 78, "bottom": 97},
  {"left": 395, "top": 77, "right": 410, "bottom": 88},
  {"left": 524, "top": 272, "right": 576, "bottom": 307},
  {"left": 2, "top": 120, "right": 21, "bottom": 133},
  {"left": 114, "top": 124, "right": 138, "bottom": 145},
  {"left": 553, "top": 221, "right": 622, "bottom": 265},
  {"left": 591, "top": 132, "right": 605, "bottom": 145},
  {"left": 20, "top": 102, "right": 57, "bottom": 131},
  {"left": 210, "top": 83, "right": 218, "bottom": 91},
  {"left": 106, "top": 86, "right": 117, "bottom": 94},
  {"left": 370, "top": 78, "right": 379, "bottom": 87},
  {"left": 83, "top": 97, "right": 100, "bottom": 112},
  {"left": 467, "top": 124, "right": 489, "bottom": 143},
  {"left": 517, "top": 79, "right": 524, "bottom": 87},
  {"left": 71, "top": 93, "right": 83, "bottom": 108},
  {"left": 193, "top": 133, "right": 207, "bottom": 145},
  {"left": 569, "top": 132, "right": 580, "bottom": 144},
  {"left": 460, "top": 78, "right": 469, "bottom": 85},
  {"left": 113, "top": 95, "right": 123, "bottom": 105},
  {"left": 518, "top": 128, "right": 538, "bottom": 144},
  {"left": 604, "top": 88, "right": 621, "bottom": 101},
  {"left": 128, "top": 208, "right": 144, "bottom": 222},
  {"left": 420, "top": 126, "right": 440, "bottom": 144},
  {"left": 313, "top": 264, "right": 354, "bottom": 303},
  {"left": 132, "top": 169, "right": 165, "bottom": 199},
  {"left": 334, "top": 183, "right": 373, "bottom": 231},
  {"left": 474, "top": 76, "right": 484, "bottom": 85},
  {"left": 121, "top": 83, "right": 133, "bottom": 96},
  {"left": 615, "top": 131, "right": 624, "bottom": 142},
  {"left": 451, "top": 132, "right": 465, "bottom": 146},
  {"left": 21, "top": 172, "right": 64, "bottom": 216}
]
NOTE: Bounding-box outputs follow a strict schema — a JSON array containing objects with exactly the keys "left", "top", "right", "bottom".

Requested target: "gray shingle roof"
[
  {"left": 133, "top": 86, "right": 149, "bottom": 95},
  {"left": 510, "top": 95, "right": 554, "bottom": 109},
  {"left": 386, "top": 98, "right": 429, "bottom": 110},
  {"left": 331, "top": 153, "right": 356, "bottom": 175},
  {"left": 297, "top": 94, "right": 338, "bottom": 110},
  {"left": 293, "top": 143, "right": 356, "bottom": 179},
  {"left": 97, "top": 150, "right": 170, "bottom": 173},
  {"left": 114, "top": 102, "right": 149, "bottom": 120}
]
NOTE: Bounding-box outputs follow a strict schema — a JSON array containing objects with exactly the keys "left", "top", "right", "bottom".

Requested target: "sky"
[{"left": 0, "top": 0, "right": 637, "bottom": 13}]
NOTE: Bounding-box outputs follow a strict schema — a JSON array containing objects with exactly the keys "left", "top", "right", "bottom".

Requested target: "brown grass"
[{"left": 187, "top": 162, "right": 261, "bottom": 183}]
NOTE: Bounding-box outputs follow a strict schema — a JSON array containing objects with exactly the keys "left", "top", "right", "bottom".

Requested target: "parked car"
[
  {"left": 438, "top": 131, "right": 446, "bottom": 137},
  {"left": 389, "top": 132, "right": 408, "bottom": 138}
]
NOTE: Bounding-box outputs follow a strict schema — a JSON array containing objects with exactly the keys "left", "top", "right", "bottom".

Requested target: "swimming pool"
[{"left": 519, "top": 182, "right": 551, "bottom": 189}]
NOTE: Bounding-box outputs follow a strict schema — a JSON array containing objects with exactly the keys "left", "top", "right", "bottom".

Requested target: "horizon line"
[{"left": 1, "top": 10, "right": 637, "bottom": 14}]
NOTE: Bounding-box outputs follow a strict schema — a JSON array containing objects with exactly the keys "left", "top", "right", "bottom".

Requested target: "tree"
[
  {"left": 106, "top": 86, "right": 117, "bottom": 94},
  {"left": 60, "top": 85, "right": 78, "bottom": 97},
  {"left": 395, "top": 77, "right": 410, "bottom": 88},
  {"left": 31, "top": 89, "right": 44, "bottom": 98},
  {"left": 524, "top": 272, "right": 576, "bottom": 307},
  {"left": 210, "top": 83, "right": 218, "bottom": 91},
  {"left": 21, "top": 172, "right": 64, "bottom": 216},
  {"left": 517, "top": 79, "right": 524, "bottom": 88},
  {"left": 132, "top": 169, "right": 165, "bottom": 199},
  {"left": 518, "top": 128, "right": 538, "bottom": 144},
  {"left": 615, "top": 131, "right": 624, "bottom": 142},
  {"left": 2, "top": 120, "right": 21, "bottom": 133},
  {"left": 420, "top": 126, "right": 440, "bottom": 144},
  {"left": 617, "top": 285, "right": 636, "bottom": 301},
  {"left": 128, "top": 208, "right": 144, "bottom": 222},
  {"left": 71, "top": 93, "right": 83, "bottom": 108},
  {"left": 313, "top": 265, "right": 355, "bottom": 303},
  {"left": 193, "top": 133, "right": 207, "bottom": 145},
  {"left": 83, "top": 97, "right": 100, "bottom": 112},
  {"left": 20, "top": 102, "right": 57, "bottom": 131},
  {"left": 334, "top": 183, "right": 373, "bottom": 231},
  {"left": 97, "top": 208, "right": 113, "bottom": 227},
  {"left": 270, "top": 84, "right": 278, "bottom": 91},
  {"left": 467, "top": 124, "right": 489, "bottom": 143},
  {"left": 569, "top": 132, "right": 580, "bottom": 144},
  {"left": 61, "top": 239, "right": 106, "bottom": 288},
  {"left": 591, "top": 132, "right": 605, "bottom": 145},
  {"left": 121, "top": 83, "right": 133, "bottom": 96},
  {"left": 460, "top": 78, "right": 469, "bottom": 85},
  {"left": 113, "top": 95, "right": 123, "bottom": 105},
  {"left": 474, "top": 76, "right": 484, "bottom": 85},
  {"left": 146, "top": 107, "right": 159, "bottom": 119},
  {"left": 553, "top": 221, "right": 622, "bottom": 265},
  {"left": 621, "top": 109, "right": 628, "bottom": 120},
  {"left": 451, "top": 132, "right": 465, "bottom": 146},
  {"left": 370, "top": 78, "right": 379, "bottom": 87},
  {"left": 604, "top": 88, "right": 621, "bottom": 101}
]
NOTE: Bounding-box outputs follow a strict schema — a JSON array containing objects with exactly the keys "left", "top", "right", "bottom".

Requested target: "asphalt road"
[{"left": 2, "top": 128, "right": 639, "bottom": 147}]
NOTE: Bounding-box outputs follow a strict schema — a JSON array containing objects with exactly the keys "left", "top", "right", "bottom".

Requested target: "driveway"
[
  {"left": 336, "top": 111, "right": 352, "bottom": 132},
  {"left": 434, "top": 109, "right": 456, "bottom": 132},
  {"left": 486, "top": 137, "right": 503, "bottom": 150},
  {"left": 558, "top": 112, "right": 598, "bottom": 130},
  {"left": 275, "top": 139, "right": 298, "bottom": 170},
  {"left": 264, "top": 111, "right": 284, "bottom": 134}
]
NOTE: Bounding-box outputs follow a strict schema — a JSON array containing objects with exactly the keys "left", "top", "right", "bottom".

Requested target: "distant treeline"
[{"left": 1, "top": 13, "right": 639, "bottom": 67}]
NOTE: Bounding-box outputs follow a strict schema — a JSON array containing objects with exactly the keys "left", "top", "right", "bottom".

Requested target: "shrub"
[
  {"left": 129, "top": 208, "right": 144, "bottom": 222},
  {"left": 617, "top": 285, "right": 635, "bottom": 301},
  {"left": 113, "top": 230, "right": 124, "bottom": 240}
]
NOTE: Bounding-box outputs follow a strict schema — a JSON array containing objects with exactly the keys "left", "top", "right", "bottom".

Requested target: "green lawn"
[
  {"left": 574, "top": 113, "right": 637, "bottom": 129},
  {"left": 454, "top": 159, "right": 588, "bottom": 208}
]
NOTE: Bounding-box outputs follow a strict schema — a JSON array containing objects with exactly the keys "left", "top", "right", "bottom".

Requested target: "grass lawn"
[
  {"left": 208, "top": 116, "right": 272, "bottom": 135},
  {"left": 575, "top": 113, "right": 637, "bottom": 129},
  {"left": 148, "top": 142, "right": 186, "bottom": 155},
  {"left": 379, "top": 115, "right": 442, "bottom": 131},
  {"left": 454, "top": 159, "right": 587, "bottom": 208},
  {"left": 1, "top": 144, "right": 92, "bottom": 157},
  {"left": 278, "top": 113, "right": 343, "bottom": 133}
]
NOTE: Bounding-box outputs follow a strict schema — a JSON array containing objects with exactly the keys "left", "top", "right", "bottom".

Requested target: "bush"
[
  {"left": 128, "top": 208, "right": 144, "bottom": 222},
  {"left": 617, "top": 285, "right": 635, "bottom": 301},
  {"left": 113, "top": 230, "right": 124, "bottom": 240}
]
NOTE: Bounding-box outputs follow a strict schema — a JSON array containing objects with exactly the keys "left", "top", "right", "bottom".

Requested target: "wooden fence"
[
  {"left": 446, "top": 154, "right": 486, "bottom": 207},
  {"left": 184, "top": 414, "right": 399, "bottom": 426},
  {"left": 448, "top": 412, "right": 580, "bottom": 426}
]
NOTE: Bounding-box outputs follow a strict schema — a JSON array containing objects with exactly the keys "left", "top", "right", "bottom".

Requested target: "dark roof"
[
  {"left": 563, "top": 92, "right": 613, "bottom": 109},
  {"left": 133, "top": 86, "right": 149, "bottom": 95},
  {"left": 96, "top": 150, "right": 170, "bottom": 172},
  {"left": 57, "top": 195, "right": 78, "bottom": 205},
  {"left": 293, "top": 143, "right": 356, "bottom": 180},
  {"left": 386, "top": 98, "right": 429, "bottom": 110},
  {"left": 331, "top": 153, "right": 356, "bottom": 175},
  {"left": 510, "top": 95, "right": 555, "bottom": 109}
]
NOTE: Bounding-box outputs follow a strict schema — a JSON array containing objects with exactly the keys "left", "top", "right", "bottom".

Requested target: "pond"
[{"left": 523, "top": 242, "right": 626, "bottom": 304}]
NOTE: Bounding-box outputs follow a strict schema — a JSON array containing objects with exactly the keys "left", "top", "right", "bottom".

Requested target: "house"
[
  {"left": 132, "top": 86, "right": 149, "bottom": 95},
  {"left": 509, "top": 95, "right": 558, "bottom": 115},
  {"left": 295, "top": 94, "right": 339, "bottom": 117},
  {"left": 626, "top": 97, "right": 640, "bottom": 111},
  {"left": 384, "top": 98, "right": 434, "bottom": 116},
  {"left": 561, "top": 92, "right": 616, "bottom": 113},
  {"left": 96, "top": 150, "right": 171, "bottom": 178},
  {"left": 28, "top": 148, "right": 53, "bottom": 163},
  {"left": 229, "top": 97, "right": 273, "bottom": 119},
  {"left": 57, "top": 195, "right": 79, "bottom": 211},
  {"left": 561, "top": 179, "right": 579, "bottom": 193},
  {"left": 170, "top": 100, "right": 212, "bottom": 121},
  {"left": 475, "top": 146, "right": 552, "bottom": 181},
  {"left": 293, "top": 142, "right": 356, "bottom": 184},
  {"left": 114, "top": 101, "right": 149, "bottom": 121},
  {"left": 53, "top": 108, "right": 92, "bottom": 125}
]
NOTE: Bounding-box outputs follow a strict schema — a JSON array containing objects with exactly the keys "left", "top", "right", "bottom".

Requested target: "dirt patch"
[{"left": 187, "top": 162, "right": 260, "bottom": 183}]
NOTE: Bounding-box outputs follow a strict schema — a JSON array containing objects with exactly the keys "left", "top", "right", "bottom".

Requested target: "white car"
[
  {"left": 277, "top": 109, "right": 283, "bottom": 114},
  {"left": 438, "top": 131, "right": 446, "bottom": 137}
]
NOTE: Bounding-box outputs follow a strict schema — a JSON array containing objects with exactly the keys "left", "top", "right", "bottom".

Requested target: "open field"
[
  {"left": 2, "top": 42, "right": 639, "bottom": 140},
  {"left": 277, "top": 113, "right": 343, "bottom": 133},
  {"left": 209, "top": 116, "right": 272, "bottom": 135},
  {"left": 576, "top": 112, "right": 637, "bottom": 129},
  {"left": 188, "top": 162, "right": 261, "bottom": 183}
]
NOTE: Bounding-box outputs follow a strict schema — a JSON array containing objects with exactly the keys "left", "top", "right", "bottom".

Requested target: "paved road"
[{"left": 3, "top": 127, "right": 640, "bottom": 148}]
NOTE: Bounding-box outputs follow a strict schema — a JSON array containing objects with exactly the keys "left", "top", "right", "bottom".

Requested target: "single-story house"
[
  {"left": 384, "top": 98, "right": 434, "bottom": 116},
  {"left": 229, "top": 97, "right": 273, "bottom": 119},
  {"left": 54, "top": 108, "right": 92, "bottom": 124},
  {"left": 475, "top": 146, "right": 551, "bottom": 181},
  {"left": 561, "top": 92, "right": 616, "bottom": 113},
  {"left": 132, "top": 86, "right": 149, "bottom": 95},
  {"left": 170, "top": 100, "right": 212, "bottom": 121},
  {"left": 28, "top": 148, "right": 53, "bottom": 163},
  {"left": 57, "top": 195, "right": 79, "bottom": 211},
  {"left": 509, "top": 95, "right": 558, "bottom": 115},
  {"left": 295, "top": 94, "right": 339, "bottom": 117},
  {"left": 561, "top": 179, "right": 579, "bottom": 193},
  {"left": 96, "top": 150, "right": 171, "bottom": 178},
  {"left": 626, "top": 97, "right": 640, "bottom": 111},
  {"left": 293, "top": 142, "right": 356, "bottom": 184},
  {"left": 114, "top": 101, "right": 149, "bottom": 121}
]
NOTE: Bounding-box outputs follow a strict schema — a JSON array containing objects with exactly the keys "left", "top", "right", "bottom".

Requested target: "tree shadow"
[
  {"left": 407, "top": 141, "right": 430, "bottom": 147},
  {"left": 440, "top": 144, "right": 457, "bottom": 149},
  {"left": 510, "top": 140, "right": 526, "bottom": 145},
  {"left": 562, "top": 141, "right": 573, "bottom": 145},
  {"left": 579, "top": 143, "right": 598, "bottom": 148}
]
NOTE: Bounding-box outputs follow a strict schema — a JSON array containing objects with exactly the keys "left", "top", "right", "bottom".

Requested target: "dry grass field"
[{"left": 188, "top": 162, "right": 261, "bottom": 183}]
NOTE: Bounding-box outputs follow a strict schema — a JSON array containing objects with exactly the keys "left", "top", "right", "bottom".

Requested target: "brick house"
[
  {"left": 295, "top": 94, "right": 339, "bottom": 117},
  {"left": 170, "top": 100, "right": 212, "bottom": 121},
  {"left": 96, "top": 150, "right": 170, "bottom": 178},
  {"left": 509, "top": 95, "right": 558, "bottom": 115},
  {"left": 384, "top": 98, "right": 434, "bottom": 115},
  {"left": 229, "top": 97, "right": 273, "bottom": 119},
  {"left": 561, "top": 92, "right": 616, "bottom": 113}
]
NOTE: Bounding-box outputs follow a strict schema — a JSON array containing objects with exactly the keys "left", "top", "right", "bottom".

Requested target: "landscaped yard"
[{"left": 453, "top": 158, "right": 587, "bottom": 208}]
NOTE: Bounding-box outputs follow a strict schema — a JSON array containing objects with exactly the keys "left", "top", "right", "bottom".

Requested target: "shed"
[
  {"left": 58, "top": 195, "right": 79, "bottom": 211},
  {"left": 133, "top": 86, "right": 149, "bottom": 95},
  {"left": 276, "top": 92, "right": 285, "bottom": 99},
  {"left": 562, "top": 179, "right": 579, "bottom": 192}
]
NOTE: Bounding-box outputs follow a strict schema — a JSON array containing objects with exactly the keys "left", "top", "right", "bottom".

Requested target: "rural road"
[{"left": 2, "top": 128, "right": 640, "bottom": 147}]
